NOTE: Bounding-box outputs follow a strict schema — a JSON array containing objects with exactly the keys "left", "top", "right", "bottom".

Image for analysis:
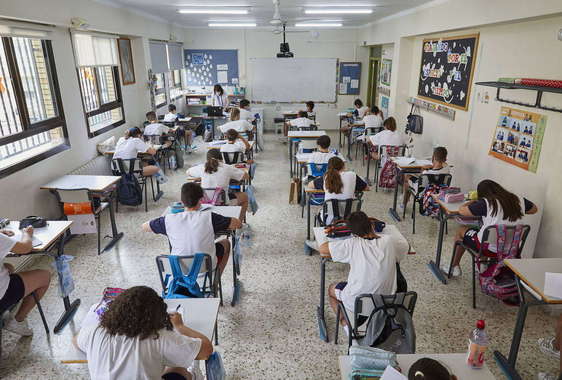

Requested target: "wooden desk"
[
  {"left": 495, "top": 258, "right": 562, "bottom": 378},
  {"left": 388, "top": 157, "right": 432, "bottom": 222},
  {"left": 287, "top": 131, "right": 327, "bottom": 178},
  {"left": 339, "top": 354, "right": 495, "bottom": 380},
  {"left": 6, "top": 220, "right": 79, "bottom": 334},
  {"left": 41, "top": 175, "right": 124, "bottom": 254}
]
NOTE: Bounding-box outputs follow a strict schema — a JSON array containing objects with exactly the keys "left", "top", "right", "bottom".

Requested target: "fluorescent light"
[
  {"left": 208, "top": 23, "right": 256, "bottom": 27},
  {"left": 295, "top": 23, "right": 343, "bottom": 27},
  {"left": 179, "top": 9, "right": 249, "bottom": 14},
  {"left": 304, "top": 9, "right": 372, "bottom": 14}
]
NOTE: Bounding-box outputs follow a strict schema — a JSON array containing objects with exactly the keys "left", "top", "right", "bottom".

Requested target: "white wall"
[
  {"left": 0, "top": 0, "right": 184, "bottom": 220},
  {"left": 182, "top": 28, "right": 369, "bottom": 130}
]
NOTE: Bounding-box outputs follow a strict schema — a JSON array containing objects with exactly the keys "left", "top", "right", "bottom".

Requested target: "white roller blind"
[
  {"left": 72, "top": 32, "right": 118, "bottom": 67},
  {"left": 149, "top": 40, "right": 168, "bottom": 73},
  {"left": 167, "top": 43, "right": 184, "bottom": 70},
  {"left": 0, "top": 20, "right": 53, "bottom": 39}
]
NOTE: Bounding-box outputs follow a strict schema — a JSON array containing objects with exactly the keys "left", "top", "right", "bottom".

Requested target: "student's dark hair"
[
  {"left": 298, "top": 110, "right": 308, "bottom": 118},
  {"left": 127, "top": 127, "right": 142, "bottom": 139},
  {"left": 181, "top": 182, "right": 204, "bottom": 208},
  {"left": 477, "top": 179, "right": 523, "bottom": 222},
  {"left": 354, "top": 99, "right": 363, "bottom": 108},
  {"left": 306, "top": 101, "right": 315, "bottom": 110},
  {"left": 230, "top": 108, "right": 240, "bottom": 121},
  {"left": 205, "top": 148, "right": 223, "bottom": 174},
  {"left": 146, "top": 111, "right": 157, "bottom": 121},
  {"left": 100, "top": 286, "right": 172, "bottom": 340},
  {"left": 371, "top": 106, "right": 380, "bottom": 114},
  {"left": 240, "top": 99, "right": 250, "bottom": 108},
  {"left": 433, "top": 147, "right": 448, "bottom": 163},
  {"left": 317, "top": 135, "right": 331, "bottom": 149},
  {"left": 408, "top": 358, "right": 453, "bottom": 380},
  {"left": 226, "top": 128, "right": 239, "bottom": 142},
  {"left": 213, "top": 84, "right": 224, "bottom": 95},
  {"left": 168, "top": 104, "right": 176, "bottom": 112},
  {"left": 324, "top": 156, "right": 345, "bottom": 194},
  {"left": 347, "top": 211, "right": 373, "bottom": 237},
  {"left": 383, "top": 117, "right": 397, "bottom": 132}
]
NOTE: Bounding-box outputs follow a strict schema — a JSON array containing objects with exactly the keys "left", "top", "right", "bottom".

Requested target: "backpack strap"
[
  {"left": 331, "top": 199, "right": 341, "bottom": 221},
  {"left": 168, "top": 255, "right": 185, "bottom": 280},
  {"left": 343, "top": 199, "right": 353, "bottom": 219},
  {"left": 186, "top": 253, "right": 205, "bottom": 280}
]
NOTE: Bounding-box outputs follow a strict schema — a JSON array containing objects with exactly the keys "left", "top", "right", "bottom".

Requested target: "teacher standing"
[{"left": 211, "top": 84, "right": 229, "bottom": 107}]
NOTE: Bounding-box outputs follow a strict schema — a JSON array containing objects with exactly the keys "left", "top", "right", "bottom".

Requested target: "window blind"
[
  {"left": 72, "top": 32, "right": 118, "bottom": 67},
  {"left": 167, "top": 43, "right": 184, "bottom": 70},
  {"left": 149, "top": 40, "right": 168, "bottom": 73}
]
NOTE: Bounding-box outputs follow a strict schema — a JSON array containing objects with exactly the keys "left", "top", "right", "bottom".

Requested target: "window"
[
  {"left": 0, "top": 36, "right": 69, "bottom": 178},
  {"left": 154, "top": 72, "right": 167, "bottom": 108},
  {"left": 73, "top": 33, "right": 124, "bottom": 137},
  {"left": 168, "top": 69, "right": 182, "bottom": 100}
]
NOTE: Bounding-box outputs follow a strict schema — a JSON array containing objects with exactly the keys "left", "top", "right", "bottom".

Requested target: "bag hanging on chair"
[{"left": 163, "top": 254, "right": 205, "bottom": 299}]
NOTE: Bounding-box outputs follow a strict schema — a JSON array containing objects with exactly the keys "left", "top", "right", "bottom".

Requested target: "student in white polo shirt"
[
  {"left": 220, "top": 129, "right": 252, "bottom": 164},
  {"left": 219, "top": 108, "right": 252, "bottom": 136},
  {"left": 238, "top": 99, "right": 255, "bottom": 123},
  {"left": 307, "top": 135, "right": 338, "bottom": 166},
  {"left": 75, "top": 285, "right": 213, "bottom": 380},
  {"left": 143, "top": 182, "right": 241, "bottom": 276},
  {"left": 0, "top": 226, "right": 51, "bottom": 336},
  {"left": 144, "top": 111, "right": 171, "bottom": 138},
  {"left": 318, "top": 211, "right": 400, "bottom": 335},
  {"left": 114, "top": 127, "right": 165, "bottom": 181},
  {"left": 163, "top": 104, "right": 179, "bottom": 123},
  {"left": 288, "top": 111, "right": 313, "bottom": 130}
]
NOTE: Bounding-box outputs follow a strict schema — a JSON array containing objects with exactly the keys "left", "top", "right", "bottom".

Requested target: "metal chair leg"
[
  {"left": 412, "top": 198, "right": 416, "bottom": 234},
  {"left": 334, "top": 306, "right": 340, "bottom": 345},
  {"left": 32, "top": 292, "right": 49, "bottom": 334},
  {"left": 97, "top": 214, "right": 101, "bottom": 255},
  {"left": 472, "top": 256, "right": 477, "bottom": 309}
]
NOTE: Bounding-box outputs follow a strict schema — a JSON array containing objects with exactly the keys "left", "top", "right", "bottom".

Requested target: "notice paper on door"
[
  {"left": 217, "top": 70, "right": 228, "bottom": 84},
  {"left": 350, "top": 79, "right": 359, "bottom": 89},
  {"left": 544, "top": 272, "right": 562, "bottom": 299}
]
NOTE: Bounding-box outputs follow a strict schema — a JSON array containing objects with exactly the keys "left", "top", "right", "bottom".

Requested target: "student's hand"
[
  {"left": 168, "top": 312, "right": 184, "bottom": 329},
  {"left": 0, "top": 230, "right": 14, "bottom": 237},
  {"left": 23, "top": 226, "right": 34, "bottom": 237}
]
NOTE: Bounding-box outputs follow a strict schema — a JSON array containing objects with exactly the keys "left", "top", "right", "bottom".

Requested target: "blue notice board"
[
  {"left": 338, "top": 62, "right": 362, "bottom": 95},
  {"left": 184, "top": 49, "right": 239, "bottom": 86}
]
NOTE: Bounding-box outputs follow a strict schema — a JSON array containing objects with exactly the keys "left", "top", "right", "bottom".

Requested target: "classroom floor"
[{"left": 0, "top": 132, "right": 558, "bottom": 380}]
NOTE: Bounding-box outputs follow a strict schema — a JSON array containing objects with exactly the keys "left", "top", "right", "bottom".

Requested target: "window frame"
[
  {"left": 168, "top": 69, "right": 182, "bottom": 101},
  {"left": 76, "top": 64, "right": 125, "bottom": 138},
  {"left": 0, "top": 37, "right": 70, "bottom": 179},
  {"left": 154, "top": 72, "right": 167, "bottom": 109}
]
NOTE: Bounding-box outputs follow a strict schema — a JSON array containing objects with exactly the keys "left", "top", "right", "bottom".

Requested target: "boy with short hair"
[
  {"left": 163, "top": 104, "right": 179, "bottom": 123},
  {"left": 144, "top": 111, "right": 170, "bottom": 137},
  {"left": 285, "top": 111, "right": 313, "bottom": 135},
  {"left": 307, "top": 135, "right": 338, "bottom": 165},
  {"left": 238, "top": 99, "right": 255, "bottom": 123},
  {"left": 306, "top": 101, "right": 315, "bottom": 119}
]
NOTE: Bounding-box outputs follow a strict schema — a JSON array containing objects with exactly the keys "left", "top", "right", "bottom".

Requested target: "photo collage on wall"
[{"left": 489, "top": 106, "right": 547, "bottom": 173}]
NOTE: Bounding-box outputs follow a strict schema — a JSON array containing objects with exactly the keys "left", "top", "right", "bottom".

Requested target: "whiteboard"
[{"left": 249, "top": 58, "right": 337, "bottom": 103}]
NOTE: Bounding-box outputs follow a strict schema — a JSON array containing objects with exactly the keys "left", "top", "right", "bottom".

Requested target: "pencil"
[{"left": 61, "top": 360, "right": 88, "bottom": 364}]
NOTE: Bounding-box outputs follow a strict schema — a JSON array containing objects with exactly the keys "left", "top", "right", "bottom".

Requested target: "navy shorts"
[
  {"left": 0, "top": 274, "right": 25, "bottom": 313},
  {"left": 463, "top": 228, "right": 481, "bottom": 251},
  {"left": 162, "top": 373, "right": 187, "bottom": 380}
]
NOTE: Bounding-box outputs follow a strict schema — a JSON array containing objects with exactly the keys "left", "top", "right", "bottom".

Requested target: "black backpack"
[
  {"left": 117, "top": 173, "right": 143, "bottom": 206},
  {"left": 406, "top": 104, "right": 423, "bottom": 134}
]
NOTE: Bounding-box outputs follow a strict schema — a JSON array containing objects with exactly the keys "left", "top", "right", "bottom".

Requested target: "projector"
[{"left": 277, "top": 42, "right": 294, "bottom": 58}]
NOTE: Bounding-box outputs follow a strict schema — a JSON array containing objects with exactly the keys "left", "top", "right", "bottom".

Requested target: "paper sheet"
[
  {"left": 217, "top": 70, "right": 228, "bottom": 83},
  {"left": 67, "top": 214, "right": 97, "bottom": 234},
  {"left": 380, "top": 366, "right": 408, "bottom": 380},
  {"left": 216, "top": 64, "right": 228, "bottom": 71},
  {"left": 544, "top": 272, "right": 562, "bottom": 299},
  {"left": 339, "top": 83, "right": 347, "bottom": 94},
  {"left": 343, "top": 76, "right": 351, "bottom": 83},
  {"left": 350, "top": 79, "right": 359, "bottom": 89}
]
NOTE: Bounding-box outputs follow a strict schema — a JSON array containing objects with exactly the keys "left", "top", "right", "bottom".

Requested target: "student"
[
  {"left": 143, "top": 182, "right": 241, "bottom": 275},
  {"left": 144, "top": 111, "right": 170, "bottom": 137},
  {"left": 308, "top": 156, "right": 368, "bottom": 201},
  {"left": 211, "top": 84, "right": 228, "bottom": 108},
  {"left": 186, "top": 149, "right": 249, "bottom": 221},
  {"left": 369, "top": 117, "right": 407, "bottom": 152},
  {"left": 445, "top": 179, "right": 538, "bottom": 277},
  {"left": 164, "top": 105, "right": 194, "bottom": 152},
  {"left": 238, "top": 99, "right": 255, "bottom": 123},
  {"left": 319, "top": 211, "right": 399, "bottom": 333},
  {"left": 305, "top": 101, "right": 315, "bottom": 119},
  {"left": 307, "top": 135, "right": 338, "bottom": 165},
  {"left": 402, "top": 146, "right": 450, "bottom": 207},
  {"left": 75, "top": 286, "right": 213, "bottom": 380},
  {"left": 0, "top": 226, "right": 51, "bottom": 336},
  {"left": 284, "top": 111, "right": 313, "bottom": 135},
  {"left": 221, "top": 129, "right": 251, "bottom": 156},
  {"left": 219, "top": 108, "right": 253, "bottom": 135},
  {"left": 363, "top": 106, "right": 383, "bottom": 132},
  {"left": 352, "top": 99, "right": 369, "bottom": 119},
  {"left": 163, "top": 104, "right": 179, "bottom": 123},
  {"left": 538, "top": 315, "right": 562, "bottom": 380},
  {"left": 114, "top": 127, "right": 163, "bottom": 179},
  {"left": 408, "top": 357, "right": 458, "bottom": 380}
]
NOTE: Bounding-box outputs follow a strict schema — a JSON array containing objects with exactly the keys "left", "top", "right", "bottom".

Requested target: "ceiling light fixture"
[
  {"left": 294, "top": 22, "right": 343, "bottom": 27},
  {"left": 179, "top": 9, "right": 249, "bottom": 14},
  {"left": 304, "top": 9, "right": 372, "bottom": 14},
  {"left": 208, "top": 22, "right": 256, "bottom": 27}
]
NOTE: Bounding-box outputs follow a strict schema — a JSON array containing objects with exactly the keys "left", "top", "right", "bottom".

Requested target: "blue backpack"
[
  {"left": 162, "top": 254, "right": 205, "bottom": 299},
  {"left": 117, "top": 173, "right": 143, "bottom": 206},
  {"left": 206, "top": 352, "right": 226, "bottom": 380}
]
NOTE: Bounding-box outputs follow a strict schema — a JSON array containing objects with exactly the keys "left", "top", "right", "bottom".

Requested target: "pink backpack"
[
  {"left": 202, "top": 187, "right": 226, "bottom": 206},
  {"left": 378, "top": 146, "right": 401, "bottom": 189}
]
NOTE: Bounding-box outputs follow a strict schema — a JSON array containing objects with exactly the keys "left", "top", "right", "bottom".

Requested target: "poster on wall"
[
  {"left": 380, "top": 59, "right": 392, "bottom": 86},
  {"left": 417, "top": 33, "right": 479, "bottom": 111},
  {"left": 380, "top": 95, "right": 390, "bottom": 119},
  {"left": 184, "top": 49, "right": 239, "bottom": 86},
  {"left": 338, "top": 62, "right": 361, "bottom": 95},
  {"left": 489, "top": 106, "right": 547, "bottom": 173}
]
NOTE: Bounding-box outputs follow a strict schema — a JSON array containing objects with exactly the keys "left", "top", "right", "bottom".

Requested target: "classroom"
[{"left": 0, "top": 0, "right": 561, "bottom": 379}]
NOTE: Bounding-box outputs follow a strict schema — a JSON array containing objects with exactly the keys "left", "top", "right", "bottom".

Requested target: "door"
[{"left": 367, "top": 58, "right": 380, "bottom": 108}]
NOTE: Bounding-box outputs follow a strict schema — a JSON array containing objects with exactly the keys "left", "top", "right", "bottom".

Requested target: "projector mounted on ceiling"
[{"left": 276, "top": 23, "right": 294, "bottom": 58}]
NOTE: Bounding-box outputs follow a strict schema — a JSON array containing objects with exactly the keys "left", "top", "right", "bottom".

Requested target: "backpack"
[
  {"left": 325, "top": 219, "right": 352, "bottom": 238},
  {"left": 406, "top": 104, "right": 423, "bottom": 134},
  {"left": 117, "top": 173, "right": 143, "bottom": 206},
  {"left": 94, "top": 287, "right": 126, "bottom": 318},
  {"left": 175, "top": 148, "right": 184, "bottom": 169},
  {"left": 162, "top": 254, "right": 205, "bottom": 299},
  {"left": 420, "top": 184, "right": 447, "bottom": 216},
  {"left": 378, "top": 146, "right": 401, "bottom": 189},
  {"left": 202, "top": 187, "right": 226, "bottom": 206},
  {"left": 206, "top": 352, "right": 226, "bottom": 380}
]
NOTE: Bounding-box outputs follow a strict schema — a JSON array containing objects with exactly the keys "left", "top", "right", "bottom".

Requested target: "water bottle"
[{"left": 467, "top": 320, "right": 489, "bottom": 368}]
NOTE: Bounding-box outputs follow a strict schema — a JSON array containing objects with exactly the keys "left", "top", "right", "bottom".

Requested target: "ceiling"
[{"left": 94, "top": 0, "right": 435, "bottom": 29}]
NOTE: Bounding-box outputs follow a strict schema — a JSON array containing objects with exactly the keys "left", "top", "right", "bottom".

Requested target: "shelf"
[{"left": 475, "top": 81, "right": 562, "bottom": 113}]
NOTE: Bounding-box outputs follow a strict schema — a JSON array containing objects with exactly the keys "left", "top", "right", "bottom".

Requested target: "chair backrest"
[
  {"left": 320, "top": 195, "right": 363, "bottom": 225},
  {"left": 308, "top": 163, "right": 328, "bottom": 177},
  {"left": 299, "top": 140, "right": 318, "bottom": 153},
  {"left": 145, "top": 135, "right": 163, "bottom": 145},
  {"left": 222, "top": 151, "right": 241, "bottom": 165},
  {"left": 419, "top": 173, "right": 453, "bottom": 188},
  {"left": 378, "top": 145, "right": 406, "bottom": 157},
  {"left": 55, "top": 188, "right": 91, "bottom": 204},
  {"left": 111, "top": 158, "right": 140, "bottom": 175},
  {"left": 155, "top": 254, "right": 214, "bottom": 297},
  {"left": 299, "top": 125, "right": 318, "bottom": 131},
  {"left": 480, "top": 224, "right": 531, "bottom": 260}
]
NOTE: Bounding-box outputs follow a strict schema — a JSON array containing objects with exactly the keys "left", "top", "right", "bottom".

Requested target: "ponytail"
[
  {"left": 324, "top": 157, "right": 344, "bottom": 194},
  {"left": 205, "top": 149, "right": 222, "bottom": 174}
]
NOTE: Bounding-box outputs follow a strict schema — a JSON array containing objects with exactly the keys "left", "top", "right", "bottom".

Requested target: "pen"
[{"left": 175, "top": 304, "right": 181, "bottom": 312}]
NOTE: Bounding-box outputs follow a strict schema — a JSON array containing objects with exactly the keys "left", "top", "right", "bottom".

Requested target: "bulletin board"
[
  {"left": 489, "top": 106, "right": 547, "bottom": 173},
  {"left": 338, "top": 62, "right": 361, "bottom": 95},
  {"left": 184, "top": 49, "right": 239, "bottom": 86},
  {"left": 417, "top": 33, "right": 479, "bottom": 111}
]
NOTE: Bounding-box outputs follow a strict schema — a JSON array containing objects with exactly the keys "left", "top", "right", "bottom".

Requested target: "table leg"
[
  {"left": 53, "top": 236, "right": 81, "bottom": 334},
  {"left": 339, "top": 118, "right": 342, "bottom": 148},
  {"left": 347, "top": 133, "right": 352, "bottom": 161},
  {"left": 231, "top": 231, "right": 241, "bottom": 307},
  {"left": 211, "top": 119, "right": 215, "bottom": 140},
  {"left": 101, "top": 190, "right": 124, "bottom": 253},
  {"left": 317, "top": 257, "right": 328, "bottom": 342},
  {"left": 388, "top": 168, "right": 402, "bottom": 222},
  {"left": 365, "top": 150, "right": 372, "bottom": 186},
  {"left": 289, "top": 138, "right": 294, "bottom": 178},
  {"left": 427, "top": 209, "right": 448, "bottom": 284}
]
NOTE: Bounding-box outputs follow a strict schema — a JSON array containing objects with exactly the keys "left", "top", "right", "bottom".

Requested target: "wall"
[
  {"left": 0, "top": 0, "right": 184, "bottom": 220},
  {"left": 182, "top": 28, "right": 369, "bottom": 130},
  {"left": 360, "top": 1, "right": 562, "bottom": 258}
]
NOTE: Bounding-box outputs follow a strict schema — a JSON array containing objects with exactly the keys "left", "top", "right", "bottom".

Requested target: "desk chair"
[
  {"left": 111, "top": 158, "right": 161, "bottom": 212},
  {"left": 335, "top": 292, "right": 417, "bottom": 354},
  {"left": 298, "top": 140, "right": 317, "bottom": 154},
  {"left": 54, "top": 188, "right": 111, "bottom": 255},
  {"left": 407, "top": 173, "right": 453, "bottom": 234},
  {"left": 202, "top": 187, "right": 227, "bottom": 206},
  {"left": 446, "top": 224, "right": 530, "bottom": 309},
  {"left": 300, "top": 164, "right": 328, "bottom": 218},
  {"left": 222, "top": 151, "right": 242, "bottom": 165},
  {"left": 316, "top": 195, "right": 364, "bottom": 227},
  {"left": 355, "top": 127, "right": 381, "bottom": 163},
  {"left": 373, "top": 145, "right": 406, "bottom": 192}
]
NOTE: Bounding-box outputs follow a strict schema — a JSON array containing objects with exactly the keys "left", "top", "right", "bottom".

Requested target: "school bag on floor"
[
  {"left": 117, "top": 172, "right": 143, "bottom": 206},
  {"left": 162, "top": 254, "right": 205, "bottom": 299},
  {"left": 246, "top": 185, "right": 259, "bottom": 214}
]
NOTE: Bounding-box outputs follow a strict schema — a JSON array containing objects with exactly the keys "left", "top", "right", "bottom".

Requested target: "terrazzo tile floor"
[{"left": 0, "top": 132, "right": 559, "bottom": 379}]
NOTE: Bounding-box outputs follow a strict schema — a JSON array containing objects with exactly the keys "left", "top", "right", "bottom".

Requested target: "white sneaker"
[
  {"left": 538, "top": 373, "right": 557, "bottom": 380},
  {"left": 538, "top": 337, "right": 560, "bottom": 359},
  {"left": 440, "top": 263, "right": 462, "bottom": 277},
  {"left": 3, "top": 317, "right": 33, "bottom": 336}
]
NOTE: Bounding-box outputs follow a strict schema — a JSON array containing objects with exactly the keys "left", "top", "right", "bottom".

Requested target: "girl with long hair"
[
  {"left": 307, "top": 156, "right": 369, "bottom": 201},
  {"left": 219, "top": 108, "right": 253, "bottom": 135}
]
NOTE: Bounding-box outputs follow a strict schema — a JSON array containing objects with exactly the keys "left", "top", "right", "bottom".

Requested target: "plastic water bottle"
[{"left": 467, "top": 320, "right": 489, "bottom": 368}]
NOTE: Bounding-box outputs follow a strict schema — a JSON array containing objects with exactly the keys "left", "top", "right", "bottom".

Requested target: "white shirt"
[
  {"left": 163, "top": 112, "right": 178, "bottom": 123},
  {"left": 289, "top": 117, "right": 313, "bottom": 129},
  {"left": 219, "top": 120, "right": 252, "bottom": 134},
  {"left": 363, "top": 114, "right": 383, "bottom": 130},
  {"left": 479, "top": 196, "right": 526, "bottom": 245},
  {"left": 220, "top": 141, "right": 246, "bottom": 154},
  {"left": 113, "top": 137, "right": 149, "bottom": 160},
  {"left": 330, "top": 235, "right": 398, "bottom": 312},
  {"left": 324, "top": 171, "right": 358, "bottom": 201},
  {"left": 186, "top": 163, "right": 245, "bottom": 190},
  {"left": 239, "top": 108, "right": 255, "bottom": 122},
  {"left": 211, "top": 93, "right": 228, "bottom": 107},
  {"left": 308, "top": 151, "right": 339, "bottom": 164},
  {"left": 144, "top": 123, "right": 169, "bottom": 136},
  {"left": 0, "top": 233, "right": 16, "bottom": 299},
  {"left": 370, "top": 129, "right": 407, "bottom": 147},
  {"left": 356, "top": 106, "right": 369, "bottom": 119},
  {"left": 77, "top": 316, "right": 201, "bottom": 380}
]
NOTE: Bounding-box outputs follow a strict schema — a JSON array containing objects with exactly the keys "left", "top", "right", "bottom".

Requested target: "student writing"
[
  {"left": 238, "top": 99, "right": 255, "bottom": 123},
  {"left": 308, "top": 156, "right": 368, "bottom": 201},
  {"left": 114, "top": 127, "right": 166, "bottom": 181},
  {"left": 219, "top": 108, "right": 252, "bottom": 135}
]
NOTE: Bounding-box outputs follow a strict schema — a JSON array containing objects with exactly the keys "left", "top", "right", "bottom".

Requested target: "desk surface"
[
  {"left": 295, "top": 153, "right": 346, "bottom": 164},
  {"left": 391, "top": 157, "right": 432, "bottom": 169},
  {"left": 41, "top": 175, "right": 120, "bottom": 192},
  {"left": 207, "top": 140, "right": 255, "bottom": 149},
  {"left": 339, "top": 354, "right": 495, "bottom": 380},
  {"left": 165, "top": 298, "right": 220, "bottom": 340},
  {"left": 6, "top": 221, "right": 72, "bottom": 253},
  {"left": 288, "top": 131, "right": 326, "bottom": 138},
  {"left": 505, "top": 258, "right": 562, "bottom": 304},
  {"left": 435, "top": 197, "right": 465, "bottom": 215}
]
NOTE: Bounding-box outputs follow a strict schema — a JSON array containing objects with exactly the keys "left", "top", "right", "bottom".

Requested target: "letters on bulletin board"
[
  {"left": 184, "top": 49, "right": 239, "bottom": 86},
  {"left": 489, "top": 106, "right": 547, "bottom": 173},
  {"left": 338, "top": 62, "right": 361, "bottom": 95},
  {"left": 417, "top": 33, "right": 479, "bottom": 111}
]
